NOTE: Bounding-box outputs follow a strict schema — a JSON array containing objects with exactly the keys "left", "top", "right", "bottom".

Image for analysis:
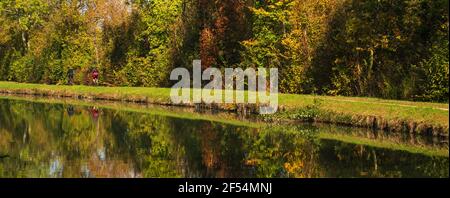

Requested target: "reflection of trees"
[
  {"left": 241, "top": 126, "right": 322, "bottom": 178},
  {"left": 106, "top": 110, "right": 182, "bottom": 178},
  {"left": 0, "top": 100, "right": 137, "bottom": 177},
  {"left": 0, "top": 99, "right": 448, "bottom": 178},
  {"left": 169, "top": 120, "right": 249, "bottom": 178},
  {"left": 318, "top": 140, "right": 449, "bottom": 178},
  {"left": 0, "top": 100, "right": 59, "bottom": 177}
]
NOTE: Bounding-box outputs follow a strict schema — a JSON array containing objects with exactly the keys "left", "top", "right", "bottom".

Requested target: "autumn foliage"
[{"left": 0, "top": 0, "right": 448, "bottom": 101}]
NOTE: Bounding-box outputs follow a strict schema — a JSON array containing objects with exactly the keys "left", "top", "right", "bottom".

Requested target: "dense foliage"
[{"left": 0, "top": 0, "right": 448, "bottom": 101}]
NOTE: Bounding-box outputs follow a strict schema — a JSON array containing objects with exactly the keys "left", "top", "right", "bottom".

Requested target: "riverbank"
[{"left": 0, "top": 81, "right": 448, "bottom": 137}]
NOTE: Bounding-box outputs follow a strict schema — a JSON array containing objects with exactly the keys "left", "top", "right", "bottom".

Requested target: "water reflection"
[{"left": 0, "top": 98, "right": 448, "bottom": 178}]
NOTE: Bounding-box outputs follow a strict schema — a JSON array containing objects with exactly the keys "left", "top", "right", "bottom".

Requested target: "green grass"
[
  {"left": 0, "top": 81, "right": 448, "bottom": 129},
  {"left": 0, "top": 81, "right": 172, "bottom": 101},
  {"left": 279, "top": 94, "right": 448, "bottom": 127}
]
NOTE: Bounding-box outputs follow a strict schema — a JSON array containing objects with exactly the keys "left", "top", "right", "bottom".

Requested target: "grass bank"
[{"left": 0, "top": 81, "right": 448, "bottom": 136}]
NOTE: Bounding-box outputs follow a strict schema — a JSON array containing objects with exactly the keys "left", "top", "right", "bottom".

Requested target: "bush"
[
  {"left": 8, "top": 54, "right": 35, "bottom": 83},
  {"left": 118, "top": 55, "right": 168, "bottom": 87}
]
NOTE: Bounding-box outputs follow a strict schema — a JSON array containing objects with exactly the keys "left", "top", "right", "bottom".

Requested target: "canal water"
[{"left": 0, "top": 97, "right": 448, "bottom": 178}]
